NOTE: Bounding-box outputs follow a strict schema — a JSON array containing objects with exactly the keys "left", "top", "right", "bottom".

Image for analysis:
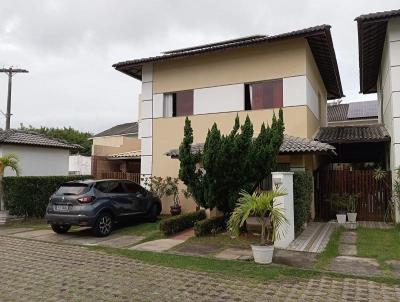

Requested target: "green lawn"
[
  {"left": 111, "top": 216, "right": 169, "bottom": 243},
  {"left": 173, "top": 232, "right": 259, "bottom": 254},
  {"left": 5, "top": 218, "right": 48, "bottom": 229},
  {"left": 357, "top": 226, "right": 400, "bottom": 262},
  {"left": 315, "top": 226, "right": 344, "bottom": 269},
  {"left": 88, "top": 245, "right": 400, "bottom": 285}
]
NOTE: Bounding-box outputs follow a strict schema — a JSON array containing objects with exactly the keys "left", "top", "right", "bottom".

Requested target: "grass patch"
[
  {"left": 173, "top": 232, "right": 259, "bottom": 254},
  {"left": 112, "top": 216, "right": 169, "bottom": 243},
  {"left": 315, "top": 226, "right": 344, "bottom": 269},
  {"left": 5, "top": 218, "right": 48, "bottom": 229},
  {"left": 87, "top": 244, "right": 400, "bottom": 285},
  {"left": 357, "top": 226, "right": 400, "bottom": 263}
]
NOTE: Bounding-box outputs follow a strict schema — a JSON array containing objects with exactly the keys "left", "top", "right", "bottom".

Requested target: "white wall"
[
  {"left": 0, "top": 145, "right": 70, "bottom": 176},
  {"left": 283, "top": 75, "right": 319, "bottom": 119},
  {"left": 193, "top": 84, "right": 244, "bottom": 114},
  {"left": 69, "top": 155, "right": 91, "bottom": 175}
]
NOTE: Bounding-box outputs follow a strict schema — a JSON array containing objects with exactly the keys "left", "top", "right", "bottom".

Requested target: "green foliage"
[
  {"left": 293, "top": 171, "right": 313, "bottom": 234},
  {"left": 159, "top": 210, "right": 206, "bottom": 236},
  {"left": 178, "top": 110, "right": 285, "bottom": 214},
  {"left": 194, "top": 216, "right": 226, "bottom": 237},
  {"left": 228, "top": 190, "right": 288, "bottom": 245},
  {"left": 19, "top": 125, "right": 92, "bottom": 156},
  {"left": 330, "top": 193, "right": 359, "bottom": 214},
  {"left": 4, "top": 175, "right": 92, "bottom": 218}
]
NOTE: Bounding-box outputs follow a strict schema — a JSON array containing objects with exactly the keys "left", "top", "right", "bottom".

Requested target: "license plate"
[{"left": 54, "top": 205, "right": 69, "bottom": 212}]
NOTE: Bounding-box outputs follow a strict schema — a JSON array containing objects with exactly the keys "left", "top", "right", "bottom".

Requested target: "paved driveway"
[{"left": 0, "top": 236, "right": 400, "bottom": 302}]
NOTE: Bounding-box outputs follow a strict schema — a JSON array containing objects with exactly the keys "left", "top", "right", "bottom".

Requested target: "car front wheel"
[
  {"left": 51, "top": 224, "right": 71, "bottom": 234},
  {"left": 93, "top": 212, "right": 113, "bottom": 237}
]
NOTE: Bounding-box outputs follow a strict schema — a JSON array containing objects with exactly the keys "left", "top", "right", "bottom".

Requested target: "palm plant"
[
  {"left": 0, "top": 154, "right": 20, "bottom": 211},
  {"left": 228, "top": 190, "right": 288, "bottom": 245}
]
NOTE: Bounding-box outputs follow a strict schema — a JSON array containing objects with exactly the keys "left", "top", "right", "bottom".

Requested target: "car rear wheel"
[
  {"left": 51, "top": 224, "right": 71, "bottom": 234},
  {"left": 147, "top": 205, "right": 160, "bottom": 222},
  {"left": 94, "top": 212, "right": 113, "bottom": 237}
]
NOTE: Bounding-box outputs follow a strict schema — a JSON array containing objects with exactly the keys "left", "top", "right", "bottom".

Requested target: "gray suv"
[{"left": 45, "top": 179, "right": 162, "bottom": 237}]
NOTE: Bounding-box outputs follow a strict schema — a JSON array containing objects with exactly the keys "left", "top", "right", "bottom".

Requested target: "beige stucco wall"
[
  {"left": 152, "top": 106, "right": 317, "bottom": 213},
  {"left": 153, "top": 39, "right": 307, "bottom": 93},
  {"left": 92, "top": 136, "right": 141, "bottom": 156}
]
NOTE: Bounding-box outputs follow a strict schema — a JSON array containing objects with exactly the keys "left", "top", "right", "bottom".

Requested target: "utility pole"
[{"left": 0, "top": 67, "right": 29, "bottom": 130}]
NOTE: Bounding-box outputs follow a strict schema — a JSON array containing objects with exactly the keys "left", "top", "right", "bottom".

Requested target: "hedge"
[
  {"left": 293, "top": 171, "right": 313, "bottom": 234},
  {"left": 4, "top": 175, "right": 93, "bottom": 218},
  {"left": 194, "top": 215, "right": 226, "bottom": 237},
  {"left": 159, "top": 210, "right": 206, "bottom": 236}
]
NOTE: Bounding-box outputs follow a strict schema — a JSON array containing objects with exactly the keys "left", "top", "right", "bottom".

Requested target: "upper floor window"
[
  {"left": 164, "top": 90, "right": 194, "bottom": 117},
  {"left": 245, "top": 79, "right": 283, "bottom": 110}
]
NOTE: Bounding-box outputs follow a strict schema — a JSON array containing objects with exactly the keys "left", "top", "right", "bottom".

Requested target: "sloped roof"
[
  {"left": 356, "top": 9, "right": 400, "bottom": 93},
  {"left": 327, "top": 100, "right": 378, "bottom": 122},
  {"left": 0, "top": 130, "right": 80, "bottom": 150},
  {"left": 165, "top": 135, "right": 336, "bottom": 158},
  {"left": 107, "top": 150, "right": 141, "bottom": 160},
  {"left": 114, "top": 25, "right": 344, "bottom": 100},
  {"left": 93, "top": 122, "right": 138, "bottom": 138},
  {"left": 314, "top": 125, "right": 390, "bottom": 143}
]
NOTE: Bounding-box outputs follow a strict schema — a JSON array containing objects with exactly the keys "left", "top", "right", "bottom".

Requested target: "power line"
[{"left": 0, "top": 67, "right": 29, "bottom": 130}]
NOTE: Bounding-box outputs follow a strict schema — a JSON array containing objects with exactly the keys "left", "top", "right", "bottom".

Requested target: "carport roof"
[{"left": 314, "top": 125, "right": 390, "bottom": 144}]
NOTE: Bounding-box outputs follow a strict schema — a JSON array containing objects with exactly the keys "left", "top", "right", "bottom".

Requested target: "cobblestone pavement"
[{"left": 1, "top": 236, "right": 400, "bottom": 302}]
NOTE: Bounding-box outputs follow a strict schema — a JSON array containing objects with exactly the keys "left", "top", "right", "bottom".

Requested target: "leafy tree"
[
  {"left": 19, "top": 125, "right": 93, "bottom": 156},
  {"left": 178, "top": 109, "right": 285, "bottom": 214},
  {"left": 0, "top": 153, "right": 20, "bottom": 211}
]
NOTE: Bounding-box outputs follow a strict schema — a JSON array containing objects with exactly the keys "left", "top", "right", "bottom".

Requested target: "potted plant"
[
  {"left": 346, "top": 194, "right": 358, "bottom": 223},
  {"left": 228, "top": 189, "right": 288, "bottom": 264},
  {"left": 0, "top": 154, "right": 20, "bottom": 225},
  {"left": 330, "top": 193, "right": 347, "bottom": 224},
  {"left": 165, "top": 177, "right": 181, "bottom": 215}
]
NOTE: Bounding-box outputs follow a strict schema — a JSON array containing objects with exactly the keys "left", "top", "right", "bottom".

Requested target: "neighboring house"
[
  {"left": 0, "top": 129, "right": 79, "bottom": 176},
  {"left": 69, "top": 154, "right": 92, "bottom": 175},
  {"left": 113, "top": 25, "right": 344, "bottom": 214},
  {"left": 356, "top": 9, "right": 400, "bottom": 222},
  {"left": 91, "top": 122, "right": 140, "bottom": 181},
  {"left": 327, "top": 100, "right": 378, "bottom": 126}
]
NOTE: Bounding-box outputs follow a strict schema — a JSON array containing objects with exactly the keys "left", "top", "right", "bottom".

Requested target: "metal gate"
[{"left": 315, "top": 169, "right": 391, "bottom": 221}]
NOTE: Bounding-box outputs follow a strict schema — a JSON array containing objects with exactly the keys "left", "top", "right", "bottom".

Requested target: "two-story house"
[
  {"left": 113, "top": 25, "right": 344, "bottom": 214},
  {"left": 356, "top": 9, "right": 400, "bottom": 222}
]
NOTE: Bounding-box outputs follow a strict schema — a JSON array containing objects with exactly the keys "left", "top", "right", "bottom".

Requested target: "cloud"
[{"left": 0, "top": 0, "right": 397, "bottom": 132}]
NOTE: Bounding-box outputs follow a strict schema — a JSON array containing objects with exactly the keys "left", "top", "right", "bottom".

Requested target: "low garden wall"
[{"left": 4, "top": 175, "right": 92, "bottom": 218}]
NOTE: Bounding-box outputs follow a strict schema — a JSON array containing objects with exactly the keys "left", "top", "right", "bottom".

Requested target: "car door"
[
  {"left": 105, "top": 181, "right": 133, "bottom": 216},
  {"left": 123, "top": 181, "right": 148, "bottom": 214}
]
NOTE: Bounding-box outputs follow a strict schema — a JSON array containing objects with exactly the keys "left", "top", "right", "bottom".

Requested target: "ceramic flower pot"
[
  {"left": 251, "top": 244, "right": 274, "bottom": 264},
  {"left": 336, "top": 213, "right": 347, "bottom": 224},
  {"left": 347, "top": 212, "right": 357, "bottom": 223}
]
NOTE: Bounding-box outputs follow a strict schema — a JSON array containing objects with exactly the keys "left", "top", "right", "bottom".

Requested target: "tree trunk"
[
  {"left": 0, "top": 172, "right": 4, "bottom": 211},
  {"left": 260, "top": 219, "right": 265, "bottom": 245}
]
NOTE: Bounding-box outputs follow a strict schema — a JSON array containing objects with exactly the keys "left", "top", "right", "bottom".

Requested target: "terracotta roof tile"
[
  {"left": 314, "top": 125, "right": 390, "bottom": 143},
  {"left": 0, "top": 130, "right": 80, "bottom": 149},
  {"left": 165, "top": 135, "right": 336, "bottom": 157}
]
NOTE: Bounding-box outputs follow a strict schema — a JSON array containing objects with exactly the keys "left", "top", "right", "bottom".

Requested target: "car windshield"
[{"left": 55, "top": 183, "right": 90, "bottom": 196}]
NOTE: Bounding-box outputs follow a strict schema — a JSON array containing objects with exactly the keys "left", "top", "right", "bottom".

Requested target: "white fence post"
[{"left": 272, "top": 172, "right": 294, "bottom": 249}]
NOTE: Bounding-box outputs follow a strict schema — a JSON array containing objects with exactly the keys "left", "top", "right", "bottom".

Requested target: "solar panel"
[{"left": 347, "top": 101, "right": 378, "bottom": 119}]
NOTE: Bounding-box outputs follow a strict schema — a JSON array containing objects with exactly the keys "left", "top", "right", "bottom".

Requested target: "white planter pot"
[
  {"left": 347, "top": 212, "right": 357, "bottom": 223},
  {"left": 0, "top": 210, "right": 9, "bottom": 225},
  {"left": 251, "top": 245, "right": 274, "bottom": 264},
  {"left": 336, "top": 214, "right": 347, "bottom": 224}
]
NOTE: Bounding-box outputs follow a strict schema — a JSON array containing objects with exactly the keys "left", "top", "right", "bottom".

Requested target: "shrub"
[
  {"left": 159, "top": 210, "right": 206, "bottom": 236},
  {"left": 293, "top": 171, "right": 313, "bottom": 234},
  {"left": 194, "top": 216, "right": 226, "bottom": 237},
  {"left": 4, "top": 175, "right": 92, "bottom": 218}
]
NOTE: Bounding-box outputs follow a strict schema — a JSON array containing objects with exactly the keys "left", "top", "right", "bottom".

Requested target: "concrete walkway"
[{"left": 287, "top": 222, "right": 337, "bottom": 253}]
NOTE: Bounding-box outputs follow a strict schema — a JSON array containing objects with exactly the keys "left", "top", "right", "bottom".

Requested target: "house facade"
[
  {"left": 0, "top": 130, "right": 78, "bottom": 176},
  {"left": 114, "top": 26, "right": 343, "bottom": 213},
  {"left": 91, "top": 122, "right": 141, "bottom": 182},
  {"left": 356, "top": 9, "right": 400, "bottom": 222}
]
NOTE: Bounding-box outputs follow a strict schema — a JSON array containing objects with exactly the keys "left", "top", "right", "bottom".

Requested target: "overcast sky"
[{"left": 0, "top": 1, "right": 398, "bottom": 134}]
